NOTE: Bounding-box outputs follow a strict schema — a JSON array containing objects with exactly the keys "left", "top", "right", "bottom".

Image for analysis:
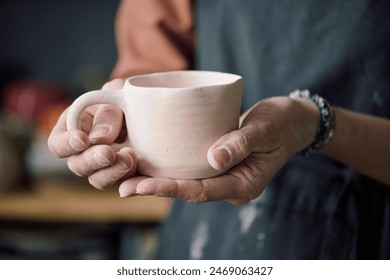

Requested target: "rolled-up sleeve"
[{"left": 110, "top": 0, "right": 194, "bottom": 79}]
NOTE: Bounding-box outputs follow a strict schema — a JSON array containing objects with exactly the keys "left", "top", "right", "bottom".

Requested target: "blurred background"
[{"left": 0, "top": 0, "right": 170, "bottom": 259}]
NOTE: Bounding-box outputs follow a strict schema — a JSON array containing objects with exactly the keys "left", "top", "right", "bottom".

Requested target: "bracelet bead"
[{"left": 289, "top": 89, "right": 335, "bottom": 156}]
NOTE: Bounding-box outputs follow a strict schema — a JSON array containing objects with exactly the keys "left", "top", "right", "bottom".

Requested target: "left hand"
[{"left": 119, "top": 96, "right": 320, "bottom": 204}]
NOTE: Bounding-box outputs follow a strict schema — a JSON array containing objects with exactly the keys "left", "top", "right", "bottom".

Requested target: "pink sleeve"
[{"left": 110, "top": 0, "right": 194, "bottom": 79}]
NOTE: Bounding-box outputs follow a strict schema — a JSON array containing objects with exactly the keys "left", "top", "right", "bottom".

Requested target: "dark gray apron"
[{"left": 156, "top": 0, "right": 390, "bottom": 259}]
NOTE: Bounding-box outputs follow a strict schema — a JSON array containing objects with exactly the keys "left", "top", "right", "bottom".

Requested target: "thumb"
[{"left": 207, "top": 126, "right": 257, "bottom": 170}]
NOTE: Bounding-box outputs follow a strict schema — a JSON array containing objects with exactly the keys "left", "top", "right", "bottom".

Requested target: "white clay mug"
[{"left": 67, "top": 70, "right": 243, "bottom": 179}]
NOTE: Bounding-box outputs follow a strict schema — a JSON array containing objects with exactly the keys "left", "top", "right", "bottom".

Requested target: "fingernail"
[
  {"left": 89, "top": 125, "right": 111, "bottom": 139},
  {"left": 135, "top": 184, "right": 148, "bottom": 195},
  {"left": 116, "top": 153, "right": 133, "bottom": 170},
  {"left": 93, "top": 152, "right": 112, "bottom": 167},
  {"left": 69, "top": 136, "right": 87, "bottom": 151},
  {"left": 119, "top": 189, "right": 137, "bottom": 198},
  {"left": 212, "top": 147, "right": 231, "bottom": 169}
]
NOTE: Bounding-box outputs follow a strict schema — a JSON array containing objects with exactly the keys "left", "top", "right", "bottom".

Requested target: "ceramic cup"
[{"left": 66, "top": 70, "right": 243, "bottom": 179}]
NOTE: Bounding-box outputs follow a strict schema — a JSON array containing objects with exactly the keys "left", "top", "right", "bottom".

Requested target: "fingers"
[
  {"left": 207, "top": 126, "right": 258, "bottom": 171},
  {"left": 48, "top": 104, "right": 124, "bottom": 157},
  {"left": 67, "top": 145, "right": 116, "bottom": 176},
  {"left": 48, "top": 79, "right": 127, "bottom": 159},
  {"left": 48, "top": 108, "right": 91, "bottom": 158},
  {"left": 119, "top": 153, "right": 271, "bottom": 204},
  {"left": 118, "top": 176, "right": 150, "bottom": 197},
  {"left": 118, "top": 98, "right": 294, "bottom": 203},
  {"left": 117, "top": 125, "right": 265, "bottom": 202},
  {"left": 67, "top": 145, "right": 137, "bottom": 190},
  {"left": 89, "top": 78, "right": 126, "bottom": 145},
  {"left": 89, "top": 105, "right": 124, "bottom": 145},
  {"left": 118, "top": 172, "right": 254, "bottom": 204},
  {"left": 68, "top": 145, "right": 137, "bottom": 189},
  {"left": 207, "top": 104, "right": 285, "bottom": 171},
  {"left": 87, "top": 147, "right": 137, "bottom": 190},
  {"left": 48, "top": 78, "right": 133, "bottom": 191}
]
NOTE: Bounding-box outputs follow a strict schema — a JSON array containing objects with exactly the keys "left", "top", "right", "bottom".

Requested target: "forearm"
[
  {"left": 320, "top": 107, "right": 390, "bottom": 185},
  {"left": 110, "top": 0, "right": 194, "bottom": 79}
]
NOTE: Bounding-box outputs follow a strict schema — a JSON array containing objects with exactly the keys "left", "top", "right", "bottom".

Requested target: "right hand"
[{"left": 47, "top": 79, "right": 138, "bottom": 189}]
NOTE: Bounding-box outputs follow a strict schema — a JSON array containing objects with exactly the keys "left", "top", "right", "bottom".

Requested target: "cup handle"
[{"left": 66, "top": 89, "right": 124, "bottom": 131}]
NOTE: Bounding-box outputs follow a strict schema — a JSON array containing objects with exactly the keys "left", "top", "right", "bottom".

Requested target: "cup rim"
[{"left": 127, "top": 70, "right": 242, "bottom": 90}]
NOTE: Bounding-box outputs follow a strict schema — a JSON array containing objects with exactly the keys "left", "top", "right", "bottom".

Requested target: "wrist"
[{"left": 289, "top": 90, "right": 335, "bottom": 156}]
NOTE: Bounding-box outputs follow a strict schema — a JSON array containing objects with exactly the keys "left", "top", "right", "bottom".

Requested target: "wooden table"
[{"left": 0, "top": 179, "right": 171, "bottom": 223}]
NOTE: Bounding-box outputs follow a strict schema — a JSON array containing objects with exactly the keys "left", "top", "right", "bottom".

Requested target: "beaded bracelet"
[{"left": 289, "top": 89, "right": 335, "bottom": 156}]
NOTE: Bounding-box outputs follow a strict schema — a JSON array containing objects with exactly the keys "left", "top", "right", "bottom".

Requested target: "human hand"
[
  {"left": 118, "top": 96, "right": 320, "bottom": 204},
  {"left": 47, "top": 79, "right": 137, "bottom": 189},
  {"left": 49, "top": 92, "right": 319, "bottom": 204}
]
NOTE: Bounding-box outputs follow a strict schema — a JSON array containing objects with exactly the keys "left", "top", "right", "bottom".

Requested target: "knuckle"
[
  {"left": 233, "top": 131, "right": 249, "bottom": 147},
  {"left": 239, "top": 170, "right": 265, "bottom": 201},
  {"left": 230, "top": 130, "right": 255, "bottom": 157},
  {"left": 257, "top": 119, "right": 279, "bottom": 145},
  {"left": 95, "top": 105, "right": 122, "bottom": 121},
  {"left": 97, "top": 104, "right": 115, "bottom": 114},
  {"left": 260, "top": 120, "right": 277, "bottom": 136}
]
